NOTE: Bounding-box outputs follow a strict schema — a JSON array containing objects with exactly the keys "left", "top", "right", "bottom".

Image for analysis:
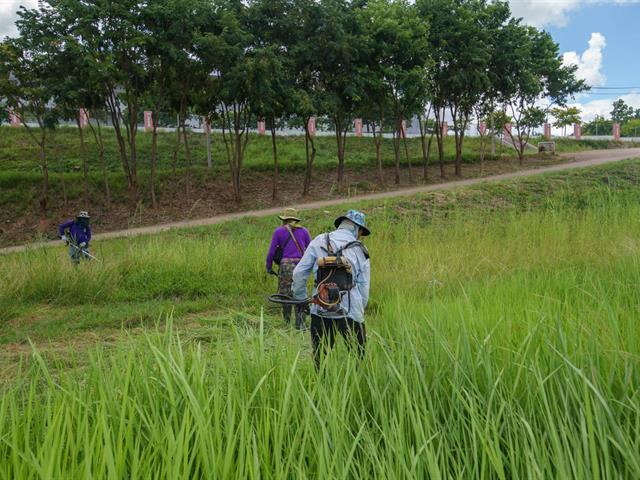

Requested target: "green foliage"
[
  {"left": 551, "top": 106, "right": 582, "bottom": 136},
  {"left": 621, "top": 118, "right": 640, "bottom": 138},
  {"left": 610, "top": 98, "right": 635, "bottom": 124},
  {"left": 496, "top": 21, "right": 587, "bottom": 160}
]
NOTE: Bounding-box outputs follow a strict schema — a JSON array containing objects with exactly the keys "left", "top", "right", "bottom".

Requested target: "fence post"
[
  {"left": 308, "top": 116, "right": 316, "bottom": 137},
  {"left": 354, "top": 118, "right": 363, "bottom": 137},
  {"left": 79, "top": 109, "right": 90, "bottom": 128},
  {"left": 143, "top": 111, "right": 153, "bottom": 133},
  {"left": 613, "top": 122, "right": 621, "bottom": 141},
  {"left": 9, "top": 108, "right": 21, "bottom": 127}
]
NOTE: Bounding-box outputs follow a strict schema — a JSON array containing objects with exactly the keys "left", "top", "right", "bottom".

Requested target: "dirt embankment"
[{"left": 2, "top": 148, "right": 639, "bottom": 251}]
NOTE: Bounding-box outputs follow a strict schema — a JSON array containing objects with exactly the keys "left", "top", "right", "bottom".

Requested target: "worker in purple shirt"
[
  {"left": 58, "top": 211, "right": 92, "bottom": 265},
  {"left": 266, "top": 208, "right": 312, "bottom": 329}
]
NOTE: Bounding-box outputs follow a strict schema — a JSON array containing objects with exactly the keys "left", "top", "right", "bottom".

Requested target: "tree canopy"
[{"left": 0, "top": 0, "right": 586, "bottom": 209}]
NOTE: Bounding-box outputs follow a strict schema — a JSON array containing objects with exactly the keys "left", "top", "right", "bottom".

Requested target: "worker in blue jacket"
[{"left": 58, "top": 211, "right": 92, "bottom": 264}]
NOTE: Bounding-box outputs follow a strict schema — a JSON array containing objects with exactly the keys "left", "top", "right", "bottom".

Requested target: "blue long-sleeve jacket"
[
  {"left": 292, "top": 228, "right": 370, "bottom": 323},
  {"left": 58, "top": 220, "right": 91, "bottom": 245}
]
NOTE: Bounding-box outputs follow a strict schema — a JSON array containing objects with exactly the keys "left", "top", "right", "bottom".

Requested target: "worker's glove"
[
  {"left": 61, "top": 235, "right": 68, "bottom": 244},
  {"left": 79, "top": 242, "right": 87, "bottom": 248}
]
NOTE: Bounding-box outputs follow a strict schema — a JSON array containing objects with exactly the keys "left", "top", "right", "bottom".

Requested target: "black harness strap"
[{"left": 323, "top": 234, "right": 369, "bottom": 260}]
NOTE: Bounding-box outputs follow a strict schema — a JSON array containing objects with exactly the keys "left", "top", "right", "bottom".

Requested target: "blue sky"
[{"left": 509, "top": 0, "right": 640, "bottom": 121}]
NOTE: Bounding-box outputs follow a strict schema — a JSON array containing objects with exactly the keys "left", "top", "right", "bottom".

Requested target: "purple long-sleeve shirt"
[
  {"left": 266, "top": 225, "right": 311, "bottom": 271},
  {"left": 58, "top": 220, "right": 92, "bottom": 245}
]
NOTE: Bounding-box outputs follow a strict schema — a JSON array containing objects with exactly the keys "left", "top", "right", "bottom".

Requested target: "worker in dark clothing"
[{"left": 58, "top": 211, "right": 92, "bottom": 265}]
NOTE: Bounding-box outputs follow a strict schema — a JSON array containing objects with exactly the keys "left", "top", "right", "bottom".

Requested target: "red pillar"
[
  {"left": 79, "top": 109, "right": 89, "bottom": 128},
  {"left": 479, "top": 121, "right": 486, "bottom": 135},
  {"left": 503, "top": 122, "right": 512, "bottom": 137},
  {"left": 573, "top": 123, "right": 581, "bottom": 140},
  {"left": 544, "top": 123, "right": 551, "bottom": 140},
  {"left": 143, "top": 111, "right": 153, "bottom": 133},
  {"left": 354, "top": 118, "right": 363, "bottom": 137},
  {"left": 257, "top": 119, "right": 266, "bottom": 135},
  {"left": 441, "top": 121, "right": 448, "bottom": 137},
  {"left": 613, "top": 123, "right": 621, "bottom": 141},
  {"left": 307, "top": 117, "right": 316, "bottom": 137},
  {"left": 9, "top": 108, "right": 20, "bottom": 127},
  {"left": 400, "top": 119, "right": 407, "bottom": 138}
]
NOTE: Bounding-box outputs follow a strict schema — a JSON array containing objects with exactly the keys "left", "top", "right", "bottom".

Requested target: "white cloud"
[
  {"left": 562, "top": 32, "right": 606, "bottom": 87},
  {"left": 569, "top": 92, "right": 640, "bottom": 122},
  {"left": 0, "top": 0, "right": 38, "bottom": 38},
  {"left": 509, "top": 0, "right": 640, "bottom": 28}
]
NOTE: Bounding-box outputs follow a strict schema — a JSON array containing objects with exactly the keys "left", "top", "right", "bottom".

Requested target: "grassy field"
[{"left": 1, "top": 160, "right": 639, "bottom": 477}]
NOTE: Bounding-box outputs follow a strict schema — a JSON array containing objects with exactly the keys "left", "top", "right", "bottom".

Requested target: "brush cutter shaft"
[
  {"left": 268, "top": 294, "right": 311, "bottom": 305},
  {"left": 70, "top": 243, "right": 100, "bottom": 262}
]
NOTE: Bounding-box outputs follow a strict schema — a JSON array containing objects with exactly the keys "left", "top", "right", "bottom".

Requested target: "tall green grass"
[{"left": 0, "top": 162, "right": 639, "bottom": 477}]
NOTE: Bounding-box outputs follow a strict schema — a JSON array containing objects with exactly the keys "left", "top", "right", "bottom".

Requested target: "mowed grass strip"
[{"left": 0, "top": 160, "right": 639, "bottom": 477}]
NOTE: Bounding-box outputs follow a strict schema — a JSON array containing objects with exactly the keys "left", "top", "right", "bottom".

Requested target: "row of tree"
[
  {"left": 550, "top": 99, "right": 640, "bottom": 137},
  {"left": 582, "top": 99, "right": 640, "bottom": 136},
  {"left": 0, "top": 0, "right": 585, "bottom": 217}
]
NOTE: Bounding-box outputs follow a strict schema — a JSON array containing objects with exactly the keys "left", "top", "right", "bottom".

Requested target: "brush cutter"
[{"left": 69, "top": 242, "right": 101, "bottom": 262}]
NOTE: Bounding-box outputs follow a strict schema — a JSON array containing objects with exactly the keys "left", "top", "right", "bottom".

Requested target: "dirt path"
[{"left": 2, "top": 148, "right": 639, "bottom": 255}]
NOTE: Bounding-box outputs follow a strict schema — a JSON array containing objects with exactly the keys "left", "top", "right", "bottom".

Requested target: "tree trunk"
[
  {"left": 393, "top": 119, "right": 401, "bottom": 184},
  {"left": 233, "top": 134, "right": 241, "bottom": 202},
  {"left": 491, "top": 114, "right": 496, "bottom": 157},
  {"left": 128, "top": 117, "right": 139, "bottom": 206},
  {"left": 225, "top": 109, "right": 246, "bottom": 203},
  {"left": 106, "top": 87, "right": 137, "bottom": 204},
  {"left": 454, "top": 130, "right": 464, "bottom": 177},
  {"left": 270, "top": 118, "right": 279, "bottom": 202},
  {"left": 96, "top": 119, "right": 110, "bottom": 209},
  {"left": 479, "top": 133, "right": 486, "bottom": 175},
  {"left": 171, "top": 120, "right": 181, "bottom": 175},
  {"left": 302, "top": 118, "right": 316, "bottom": 197},
  {"left": 59, "top": 153, "right": 68, "bottom": 210},
  {"left": 206, "top": 121, "right": 212, "bottom": 169},
  {"left": 401, "top": 127, "right": 413, "bottom": 182},
  {"left": 88, "top": 116, "right": 110, "bottom": 209},
  {"left": 107, "top": 107, "right": 131, "bottom": 185},
  {"left": 419, "top": 116, "right": 428, "bottom": 182},
  {"left": 434, "top": 108, "right": 445, "bottom": 179},
  {"left": 451, "top": 106, "right": 463, "bottom": 178},
  {"left": 182, "top": 122, "right": 192, "bottom": 200},
  {"left": 150, "top": 112, "right": 159, "bottom": 209},
  {"left": 39, "top": 141, "right": 48, "bottom": 219},
  {"left": 334, "top": 117, "right": 347, "bottom": 190},
  {"left": 372, "top": 119, "right": 384, "bottom": 185},
  {"left": 76, "top": 116, "right": 89, "bottom": 206}
]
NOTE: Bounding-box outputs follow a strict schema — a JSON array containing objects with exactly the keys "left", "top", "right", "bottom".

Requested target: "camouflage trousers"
[{"left": 278, "top": 258, "right": 306, "bottom": 329}]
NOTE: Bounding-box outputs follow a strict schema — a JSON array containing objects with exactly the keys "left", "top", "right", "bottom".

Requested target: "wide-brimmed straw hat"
[
  {"left": 278, "top": 207, "right": 301, "bottom": 222},
  {"left": 334, "top": 209, "right": 370, "bottom": 236}
]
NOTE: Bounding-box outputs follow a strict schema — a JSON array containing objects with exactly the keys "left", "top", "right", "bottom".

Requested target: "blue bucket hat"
[{"left": 334, "top": 209, "right": 370, "bottom": 236}]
